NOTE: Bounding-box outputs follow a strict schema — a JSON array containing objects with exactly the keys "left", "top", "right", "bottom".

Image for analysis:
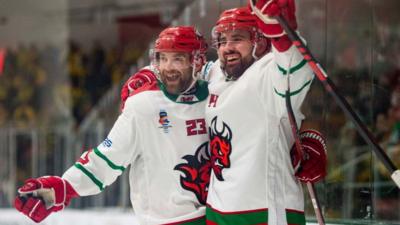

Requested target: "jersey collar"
[{"left": 158, "top": 80, "right": 209, "bottom": 104}]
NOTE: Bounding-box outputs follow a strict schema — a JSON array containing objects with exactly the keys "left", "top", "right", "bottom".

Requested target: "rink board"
[{"left": 0, "top": 208, "right": 342, "bottom": 225}]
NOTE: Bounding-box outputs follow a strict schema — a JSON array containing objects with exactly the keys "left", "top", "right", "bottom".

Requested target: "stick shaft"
[
  {"left": 306, "top": 182, "right": 326, "bottom": 225},
  {"left": 286, "top": 91, "right": 326, "bottom": 225}
]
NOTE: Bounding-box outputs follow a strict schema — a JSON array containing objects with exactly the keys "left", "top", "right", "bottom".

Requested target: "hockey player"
[
  {"left": 118, "top": 3, "right": 327, "bottom": 224},
  {"left": 204, "top": 1, "right": 327, "bottom": 225},
  {"left": 14, "top": 26, "right": 212, "bottom": 225}
]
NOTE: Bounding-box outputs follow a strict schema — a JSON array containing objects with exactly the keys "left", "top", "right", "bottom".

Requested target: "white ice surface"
[{"left": 0, "top": 208, "right": 139, "bottom": 225}]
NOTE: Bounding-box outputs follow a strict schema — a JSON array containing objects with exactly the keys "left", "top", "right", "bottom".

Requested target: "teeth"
[
  {"left": 226, "top": 55, "right": 238, "bottom": 61},
  {"left": 166, "top": 75, "right": 178, "bottom": 80}
]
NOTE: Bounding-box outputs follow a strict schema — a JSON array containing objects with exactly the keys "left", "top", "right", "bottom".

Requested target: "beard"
[
  {"left": 220, "top": 51, "right": 254, "bottom": 80},
  {"left": 160, "top": 68, "right": 193, "bottom": 95}
]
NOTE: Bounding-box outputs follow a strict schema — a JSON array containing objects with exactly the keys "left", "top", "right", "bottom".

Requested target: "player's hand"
[
  {"left": 248, "top": 0, "right": 296, "bottom": 51},
  {"left": 290, "top": 130, "right": 327, "bottom": 183},
  {"left": 120, "top": 69, "right": 157, "bottom": 110},
  {"left": 14, "top": 176, "right": 78, "bottom": 223},
  {"left": 249, "top": 0, "right": 297, "bottom": 37}
]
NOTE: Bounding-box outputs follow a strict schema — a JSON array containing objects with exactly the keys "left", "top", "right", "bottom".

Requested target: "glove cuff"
[
  {"left": 297, "top": 130, "right": 327, "bottom": 183},
  {"left": 257, "top": 21, "right": 286, "bottom": 38},
  {"left": 37, "top": 176, "right": 78, "bottom": 208},
  {"left": 300, "top": 129, "right": 327, "bottom": 153},
  {"left": 271, "top": 35, "right": 293, "bottom": 52},
  {"left": 15, "top": 176, "right": 78, "bottom": 223}
]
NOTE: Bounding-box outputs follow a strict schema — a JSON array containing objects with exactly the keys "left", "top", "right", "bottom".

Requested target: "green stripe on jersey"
[
  {"left": 206, "top": 206, "right": 305, "bottom": 225},
  {"left": 94, "top": 147, "right": 125, "bottom": 172},
  {"left": 206, "top": 206, "right": 267, "bottom": 225},
  {"left": 274, "top": 79, "right": 312, "bottom": 98},
  {"left": 286, "top": 210, "right": 306, "bottom": 225},
  {"left": 277, "top": 59, "right": 307, "bottom": 75},
  {"left": 74, "top": 163, "right": 104, "bottom": 191}
]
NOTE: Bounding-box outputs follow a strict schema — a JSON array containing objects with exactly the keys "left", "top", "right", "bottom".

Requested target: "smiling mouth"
[
  {"left": 165, "top": 74, "right": 179, "bottom": 82},
  {"left": 225, "top": 54, "right": 241, "bottom": 66}
]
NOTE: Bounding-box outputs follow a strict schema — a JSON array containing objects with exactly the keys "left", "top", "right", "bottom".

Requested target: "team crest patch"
[
  {"left": 209, "top": 116, "right": 233, "bottom": 181},
  {"left": 174, "top": 142, "right": 211, "bottom": 204},
  {"left": 158, "top": 109, "right": 172, "bottom": 133}
]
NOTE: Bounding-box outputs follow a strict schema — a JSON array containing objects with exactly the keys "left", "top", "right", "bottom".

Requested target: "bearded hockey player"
[
  {"left": 204, "top": 1, "right": 327, "bottom": 225},
  {"left": 14, "top": 26, "right": 212, "bottom": 225}
]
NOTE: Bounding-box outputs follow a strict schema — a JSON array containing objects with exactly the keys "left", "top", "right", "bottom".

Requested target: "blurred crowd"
[
  {"left": 67, "top": 41, "right": 143, "bottom": 124},
  {"left": 0, "top": 45, "right": 47, "bottom": 128},
  {"left": 0, "top": 41, "right": 144, "bottom": 128},
  {"left": 0, "top": 42, "right": 145, "bottom": 208},
  {"left": 301, "top": 22, "right": 400, "bottom": 220}
]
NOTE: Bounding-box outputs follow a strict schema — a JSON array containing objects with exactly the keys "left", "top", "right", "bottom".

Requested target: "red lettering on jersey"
[
  {"left": 208, "top": 94, "right": 219, "bottom": 107},
  {"left": 196, "top": 119, "right": 207, "bottom": 134},
  {"left": 186, "top": 120, "right": 197, "bottom": 136},
  {"left": 77, "top": 149, "right": 93, "bottom": 165},
  {"left": 181, "top": 96, "right": 194, "bottom": 102},
  {"left": 186, "top": 119, "right": 207, "bottom": 136}
]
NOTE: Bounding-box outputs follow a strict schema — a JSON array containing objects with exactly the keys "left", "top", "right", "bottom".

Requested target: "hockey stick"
[
  {"left": 249, "top": 0, "right": 400, "bottom": 188},
  {"left": 285, "top": 73, "right": 326, "bottom": 225}
]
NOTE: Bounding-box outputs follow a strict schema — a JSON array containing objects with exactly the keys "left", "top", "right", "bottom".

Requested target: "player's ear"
[{"left": 255, "top": 37, "right": 271, "bottom": 57}]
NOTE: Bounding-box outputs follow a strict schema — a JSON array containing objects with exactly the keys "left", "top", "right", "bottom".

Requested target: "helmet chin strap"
[
  {"left": 151, "top": 52, "right": 199, "bottom": 95},
  {"left": 180, "top": 54, "right": 199, "bottom": 95},
  {"left": 222, "top": 41, "right": 259, "bottom": 81},
  {"left": 251, "top": 38, "right": 259, "bottom": 61}
]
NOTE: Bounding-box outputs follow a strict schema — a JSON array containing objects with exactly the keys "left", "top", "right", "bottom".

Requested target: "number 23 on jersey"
[{"left": 186, "top": 119, "right": 207, "bottom": 136}]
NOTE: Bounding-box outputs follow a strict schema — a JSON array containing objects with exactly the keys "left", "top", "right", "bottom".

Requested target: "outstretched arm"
[
  {"left": 15, "top": 98, "right": 140, "bottom": 223},
  {"left": 254, "top": 0, "right": 313, "bottom": 121},
  {"left": 63, "top": 100, "right": 139, "bottom": 195}
]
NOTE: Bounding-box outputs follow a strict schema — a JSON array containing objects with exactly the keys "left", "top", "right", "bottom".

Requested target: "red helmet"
[
  {"left": 212, "top": 7, "right": 259, "bottom": 41},
  {"left": 153, "top": 26, "right": 207, "bottom": 69},
  {"left": 155, "top": 26, "right": 207, "bottom": 54}
]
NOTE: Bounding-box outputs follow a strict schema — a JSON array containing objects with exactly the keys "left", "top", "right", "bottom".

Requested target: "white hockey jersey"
[
  {"left": 63, "top": 80, "right": 211, "bottom": 225},
  {"left": 204, "top": 44, "right": 314, "bottom": 225}
]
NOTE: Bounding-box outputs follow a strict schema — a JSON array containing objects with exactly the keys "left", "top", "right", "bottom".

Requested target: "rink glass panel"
[{"left": 297, "top": 0, "right": 400, "bottom": 223}]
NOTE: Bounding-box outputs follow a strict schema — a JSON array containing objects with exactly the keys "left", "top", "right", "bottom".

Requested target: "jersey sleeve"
[
  {"left": 62, "top": 98, "right": 140, "bottom": 196},
  {"left": 261, "top": 38, "right": 314, "bottom": 121}
]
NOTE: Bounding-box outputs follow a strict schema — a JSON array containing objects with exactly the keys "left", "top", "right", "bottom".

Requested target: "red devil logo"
[
  {"left": 209, "top": 116, "right": 232, "bottom": 181},
  {"left": 174, "top": 142, "right": 211, "bottom": 205}
]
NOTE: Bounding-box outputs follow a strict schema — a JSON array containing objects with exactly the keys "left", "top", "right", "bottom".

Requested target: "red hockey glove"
[
  {"left": 290, "top": 130, "right": 327, "bottom": 183},
  {"left": 120, "top": 68, "right": 157, "bottom": 110},
  {"left": 249, "top": 0, "right": 297, "bottom": 51},
  {"left": 249, "top": 0, "right": 297, "bottom": 37},
  {"left": 14, "top": 176, "right": 78, "bottom": 223}
]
